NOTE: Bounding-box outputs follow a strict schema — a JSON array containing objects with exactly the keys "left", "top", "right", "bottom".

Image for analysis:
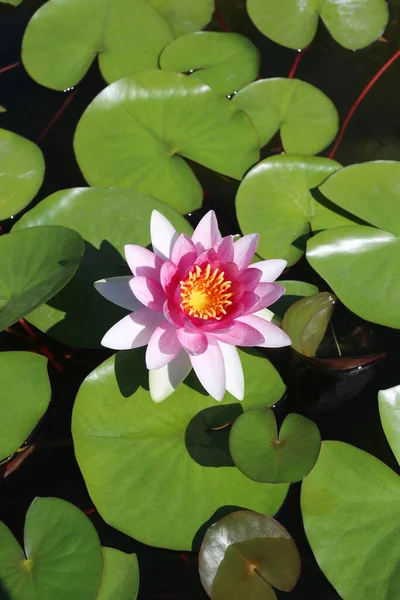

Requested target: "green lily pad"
[
  {"left": 0, "top": 352, "right": 50, "bottom": 461},
  {"left": 0, "top": 128, "right": 45, "bottom": 221},
  {"left": 74, "top": 71, "right": 259, "bottom": 213},
  {"left": 282, "top": 292, "right": 337, "bottom": 357},
  {"left": 0, "top": 225, "right": 84, "bottom": 332},
  {"left": 72, "top": 348, "right": 289, "bottom": 551},
  {"left": 301, "top": 441, "right": 400, "bottom": 600},
  {"left": 160, "top": 32, "right": 260, "bottom": 96},
  {"left": 235, "top": 154, "right": 349, "bottom": 266},
  {"left": 378, "top": 384, "right": 400, "bottom": 465},
  {"left": 0, "top": 105, "right": 6, "bottom": 112},
  {"left": 0, "top": 497, "right": 103, "bottom": 600},
  {"left": 246, "top": 0, "right": 389, "bottom": 50},
  {"left": 271, "top": 280, "right": 319, "bottom": 319},
  {"left": 306, "top": 226, "right": 400, "bottom": 329},
  {"left": 230, "top": 408, "right": 320, "bottom": 483},
  {"left": 14, "top": 187, "right": 192, "bottom": 348},
  {"left": 22, "top": 0, "right": 213, "bottom": 90},
  {"left": 199, "top": 510, "right": 301, "bottom": 600},
  {"left": 232, "top": 78, "right": 338, "bottom": 154},
  {"left": 97, "top": 548, "right": 139, "bottom": 600},
  {"left": 1, "top": 0, "right": 23, "bottom": 4},
  {"left": 319, "top": 161, "right": 400, "bottom": 235}
]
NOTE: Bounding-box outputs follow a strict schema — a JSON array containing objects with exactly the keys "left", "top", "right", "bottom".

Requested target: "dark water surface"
[{"left": 1, "top": 1, "right": 400, "bottom": 598}]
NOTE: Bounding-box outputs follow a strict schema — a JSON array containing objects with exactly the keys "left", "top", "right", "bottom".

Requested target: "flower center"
[{"left": 180, "top": 264, "right": 234, "bottom": 320}]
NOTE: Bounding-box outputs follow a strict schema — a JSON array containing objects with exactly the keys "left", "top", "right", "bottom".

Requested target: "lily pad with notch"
[
  {"left": 232, "top": 78, "right": 338, "bottom": 155},
  {"left": 72, "top": 347, "right": 289, "bottom": 551},
  {"left": 199, "top": 510, "right": 301, "bottom": 600},
  {"left": 14, "top": 187, "right": 192, "bottom": 348},
  {"left": 230, "top": 408, "right": 321, "bottom": 483},
  {"left": 0, "top": 225, "right": 84, "bottom": 331},
  {"left": 0, "top": 497, "right": 103, "bottom": 600},
  {"left": 246, "top": 0, "right": 389, "bottom": 50},
  {"left": 160, "top": 31, "right": 260, "bottom": 96},
  {"left": 97, "top": 547, "right": 139, "bottom": 600},
  {"left": 74, "top": 70, "right": 260, "bottom": 214}
]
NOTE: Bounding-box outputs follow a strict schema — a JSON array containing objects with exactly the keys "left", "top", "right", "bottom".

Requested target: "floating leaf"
[
  {"left": 307, "top": 226, "right": 400, "bottom": 329},
  {"left": 246, "top": 0, "right": 389, "bottom": 50},
  {"left": 378, "top": 384, "right": 400, "bottom": 465},
  {"left": 0, "top": 352, "right": 50, "bottom": 461},
  {"left": 230, "top": 408, "right": 320, "bottom": 483},
  {"left": 232, "top": 78, "right": 338, "bottom": 154},
  {"left": 199, "top": 510, "right": 301, "bottom": 600},
  {"left": 160, "top": 32, "right": 260, "bottom": 96},
  {"left": 271, "top": 280, "right": 319, "bottom": 319},
  {"left": 0, "top": 497, "right": 103, "bottom": 600},
  {"left": 319, "top": 161, "right": 400, "bottom": 235},
  {"left": 1, "top": 0, "right": 23, "bottom": 4},
  {"left": 302, "top": 441, "right": 400, "bottom": 600},
  {"left": 0, "top": 225, "right": 84, "bottom": 332},
  {"left": 74, "top": 71, "right": 259, "bottom": 213},
  {"left": 282, "top": 292, "right": 336, "bottom": 357},
  {"left": 14, "top": 187, "right": 192, "bottom": 348},
  {"left": 235, "top": 155, "right": 347, "bottom": 266},
  {"left": 22, "top": 0, "right": 214, "bottom": 90},
  {"left": 97, "top": 548, "right": 139, "bottom": 600},
  {"left": 0, "top": 105, "right": 6, "bottom": 112},
  {"left": 72, "top": 348, "right": 288, "bottom": 551},
  {"left": 0, "top": 128, "right": 45, "bottom": 221}
]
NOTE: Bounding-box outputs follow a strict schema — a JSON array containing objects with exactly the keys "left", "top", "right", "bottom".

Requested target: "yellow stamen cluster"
[{"left": 180, "top": 264, "right": 234, "bottom": 320}]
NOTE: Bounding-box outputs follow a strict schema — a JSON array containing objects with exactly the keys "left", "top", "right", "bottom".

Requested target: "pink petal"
[
  {"left": 160, "top": 261, "right": 180, "bottom": 295},
  {"left": 192, "top": 210, "right": 221, "bottom": 252},
  {"left": 245, "top": 282, "right": 285, "bottom": 313},
  {"left": 249, "top": 259, "right": 287, "bottom": 282},
  {"left": 171, "top": 233, "right": 197, "bottom": 273},
  {"left": 233, "top": 234, "right": 259, "bottom": 270},
  {"left": 163, "top": 300, "right": 186, "bottom": 327},
  {"left": 94, "top": 276, "right": 142, "bottom": 311},
  {"left": 218, "top": 342, "right": 244, "bottom": 401},
  {"left": 101, "top": 309, "right": 164, "bottom": 350},
  {"left": 190, "top": 337, "right": 226, "bottom": 401},
  {"left": 129, "top": 276, "right": 166, "bottom": 312},
  {"left": 149, "top": 350, "right": 192, "bottom": 403},
  {"left": 236, "top": 315, "right": 292, "bottom": 348},
  {"left": 150, "top": 210, "right": 178, "bottom": 260},
  {"left": 176, "top": 328, "right": 208, "bottom": 356},
  {"left": 239, "top": 268, "right": 262, "bottom": 291},
  {"left": 124, "top": 245, "right": 162, "bottom": 278},
  {"left": 146, "top": 322, "right": 181, "bottom": 369},
  {"left": 212, "top": 320, "right": 264, "bottom": 346},
  {"left": 214, "top": 236, "right": 234, "bottom": 263}
]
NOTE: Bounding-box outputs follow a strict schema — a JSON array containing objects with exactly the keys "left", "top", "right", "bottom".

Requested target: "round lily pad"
[
  {"left": 0, "top": 352, "right": 50, "bottom": 461},
  {"left": 0, "top": 225, "right": 84, "bottom": 332},
  {"left": 1, "top": 0, "right": 23, "bottom": 5},
  {"left": 271, "top": 280, "right": 319, "bottom": 319},
  {"left": 0, "top": 497, "right": 103, "bottom": 600},
  {"left": 14, "top": 187, "right": 192, "bottom": 348},
  {"left": 232, "top": 78, "right": 338, "bottom": 154},
  {"left": 235, "top": 154, "right": 347, "bottom": 266},
  {"left": 282, "top": 292, "right": 337, "bottom": 357},
  {"left": 378, "top": 384, "right": 400, "bottom": 465},
  {"left": 74, "top": 70, "right": 260, "bottom": 213},
  {"left": 98, "top": 548, "right": 139, "bottom": 600},
  {"left": 72, "top": 348, "right": 288, "bottom": 551},
  {"left": 230, "top": 408, "right": 320, "bottom": 483},
  {"left": 199, "top": 510, "right": 301, "bottom": 600},
  {"left": 22, "top": 0, "right": 213, "bottom": 90},
  {"left": 302, "top": 441, "right": 400, "bottom": 600},
  {"left": 246, "top": 0, "right": 389, "bottom": 51},
  {"left": 160, "top": 32, "right": 260, "bottom": 96},
  {"left": 0, "top": 128, "right": 45, "bottom": 221},
  {"left": 306, "top": 226, "right": 400, "bottom": 329}
]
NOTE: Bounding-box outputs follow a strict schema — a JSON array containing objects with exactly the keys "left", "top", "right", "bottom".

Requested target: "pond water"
[{"left": 1, "top": 1, "right": 400, "bottom": 598}]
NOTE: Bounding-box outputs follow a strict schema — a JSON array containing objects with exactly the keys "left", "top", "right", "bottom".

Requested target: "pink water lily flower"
[{"left": 95, "top": 210, "right": 291, "bottom": 402}]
